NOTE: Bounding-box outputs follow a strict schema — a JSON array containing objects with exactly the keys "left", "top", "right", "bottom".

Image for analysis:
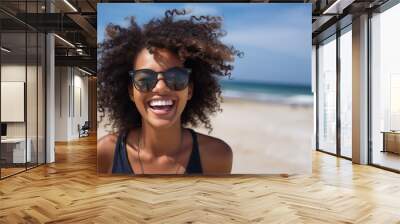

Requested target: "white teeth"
[{"left": 149, "top": 99, "right": 173, "bottom": 107}]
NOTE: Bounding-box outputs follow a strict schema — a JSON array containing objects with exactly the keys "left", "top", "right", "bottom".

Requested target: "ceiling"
[
  {"left": 0, "top": 0, "right": 392, "bottom": 75},
  {"left": 0, "top": 0, "right": 99, "bottom": 74}
]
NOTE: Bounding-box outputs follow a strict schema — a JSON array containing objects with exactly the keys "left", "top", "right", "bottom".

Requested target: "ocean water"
[{"left": 219, "top": 80, "right": 314, "bottom": 106}]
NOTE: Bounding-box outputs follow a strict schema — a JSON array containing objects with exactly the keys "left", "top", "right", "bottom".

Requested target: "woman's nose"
[{"left": 152, "top": 74, "right": 171, "bottom": 93}]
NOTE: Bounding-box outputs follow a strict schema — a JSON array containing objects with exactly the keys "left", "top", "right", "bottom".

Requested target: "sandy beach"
[
  {"left": 193, "top": 98, "right": 314, "bottom": 174},
  {"left": 98, "top": 98, "right": 314, "bottom": 174}
]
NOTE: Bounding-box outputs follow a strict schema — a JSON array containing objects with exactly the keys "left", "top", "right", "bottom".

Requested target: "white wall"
[
  {"left": 1, "top": 65, "right": 37, "bottom": 138},
  {"left": 54, "top": 67, "right": 89, "bottom": 141},
  {"left": 1, "top": 64, "right": 25, "bottom": 81},
  {"left": 1, "top": 82, "right": 25, "bottom": 122},
  {"left": 1, "top": 65, "right": 26, "bottom": 143},
  {"left": 1, "top": 65, "right": 26, "bottom": 129},
  {"left": 1, "top": 63, "right": 46, "bottom": 164},
  {"left": 72, "top": 72, "right": 89, "bottom": 138},
  {"left": 55, "top": 67, "right": 69, "bottom": 141}
]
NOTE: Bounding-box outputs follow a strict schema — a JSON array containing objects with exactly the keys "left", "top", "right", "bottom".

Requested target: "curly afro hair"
[{"left": 97, "top": 9, "right": 242, "bottom": 133}]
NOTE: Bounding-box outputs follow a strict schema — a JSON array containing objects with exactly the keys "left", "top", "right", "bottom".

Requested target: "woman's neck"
[{"left": 139, "top": 121, "right": 183, "bottom": 157}]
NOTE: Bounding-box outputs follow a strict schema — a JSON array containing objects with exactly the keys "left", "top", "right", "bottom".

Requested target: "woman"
[{"left": 97, "top": 9, "right": 241, "bottom": 175}]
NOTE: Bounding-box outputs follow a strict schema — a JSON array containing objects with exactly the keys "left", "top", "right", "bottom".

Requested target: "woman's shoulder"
[
  {"left": 193, "top": 131, "right": 233, "bottom": 174},
  {"left": 97, "top": 133, "right": 120, "bottom": 174},
  {"left": 97, "top": 133, "right": 119, "bottom": 153}
]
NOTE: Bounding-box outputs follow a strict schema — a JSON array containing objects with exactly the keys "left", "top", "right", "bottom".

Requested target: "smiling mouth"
[{"left": 147, "top": 99, "right": 176, "bottom": 115}]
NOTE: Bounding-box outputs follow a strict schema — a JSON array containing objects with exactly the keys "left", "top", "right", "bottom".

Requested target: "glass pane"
[
  {"left": 1, "top": 31, "right": 27, "bottom": 177},
  {"left": 38, "top": 33, "right": 45, "bottom": 165},
  {"left": 340, "top": 27, "right": 352, "bottom": 158},
  {"left": 27, "top": 31, "right": 38, "bottom": 169},
  {"left": 0, "top": 1, "right": 46, "bottom": 178},
  {"left": 371, "top": 3, "right": 400, "bottom": 171},
  {"left": 318, "top": 35, "right": 337, "bottom": 154}
]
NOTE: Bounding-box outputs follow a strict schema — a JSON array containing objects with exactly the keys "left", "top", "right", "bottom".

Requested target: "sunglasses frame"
[{"left": 129, "top": 67, "right": 192, "bottom": 92}]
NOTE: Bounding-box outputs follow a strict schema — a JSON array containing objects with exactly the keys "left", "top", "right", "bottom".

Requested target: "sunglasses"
[{"left": 129, "top": 67, "right": 191, "bottom": 92}]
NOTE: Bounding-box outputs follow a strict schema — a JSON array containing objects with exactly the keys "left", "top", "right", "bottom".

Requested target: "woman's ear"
[{"left": 187, "top": 82, "right": 193, "bottom": 101}]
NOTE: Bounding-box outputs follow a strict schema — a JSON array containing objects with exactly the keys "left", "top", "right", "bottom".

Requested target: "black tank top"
[{"left": 111, "top": 128, "right": 203, "bottom": 174}]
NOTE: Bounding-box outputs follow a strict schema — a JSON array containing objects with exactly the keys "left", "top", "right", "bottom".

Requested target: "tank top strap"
[
  {"left": 112, "top": 131, "right": 134, "bottom": 174},
  {"left": 185, "top": 128, "right": 203, "bottom": 174}
]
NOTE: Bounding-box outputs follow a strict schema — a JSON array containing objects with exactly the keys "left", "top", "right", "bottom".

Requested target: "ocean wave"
[{"left": 221, "top": 90, "right": 314, "bottom": 106}]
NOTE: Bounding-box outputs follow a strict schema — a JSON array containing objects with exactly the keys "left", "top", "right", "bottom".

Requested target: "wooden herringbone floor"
[{"left": 1, "top": 135, "right": 400, "bottom": 224}]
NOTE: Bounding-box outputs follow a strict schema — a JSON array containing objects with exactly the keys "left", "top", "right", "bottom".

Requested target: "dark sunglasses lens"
[
  {"left": 133, "top": 70, "right": 157, "bottom": 92},
  {"left": 164, "top": 68, "right": 190, "bottom": 91}
]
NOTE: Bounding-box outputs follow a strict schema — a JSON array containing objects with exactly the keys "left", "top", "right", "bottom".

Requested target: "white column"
[
  {"left": 45, "top": 0, "right": 55, "bottom": 163},
  {"left": 54, "top": 67, "right": 72, "bottom": 141},
  {"left": 46, "top": 33, "right": 55, "bottom": 163},
  {"left": 352, "top": 14, "right": 369, "bottom": 164},
  {"left": 312, "top": 45, "right": 317, "bottom": 150}
]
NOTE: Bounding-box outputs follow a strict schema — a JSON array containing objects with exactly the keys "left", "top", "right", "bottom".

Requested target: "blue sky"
[{"left": 98, "top": 3, "right": 311, "bottom": 86}]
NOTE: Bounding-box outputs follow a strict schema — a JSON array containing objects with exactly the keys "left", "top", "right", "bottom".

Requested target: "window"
[
  {"left": 339, "top": 26, "right": 352, "bottom": 158},
  {"left": 317, "top": 35, "right": 337, "bottom": 154},
  {"left": 370, "top": 2, "right": 400, "bottom": 171}
]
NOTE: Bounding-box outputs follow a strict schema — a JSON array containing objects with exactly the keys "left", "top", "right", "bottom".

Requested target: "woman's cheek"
[
  {"left": 133, "top": 94, "right": 147, "bottom": 115},
  {"left": 178, "top": 92, "right": 190, "bottom": 113}
]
